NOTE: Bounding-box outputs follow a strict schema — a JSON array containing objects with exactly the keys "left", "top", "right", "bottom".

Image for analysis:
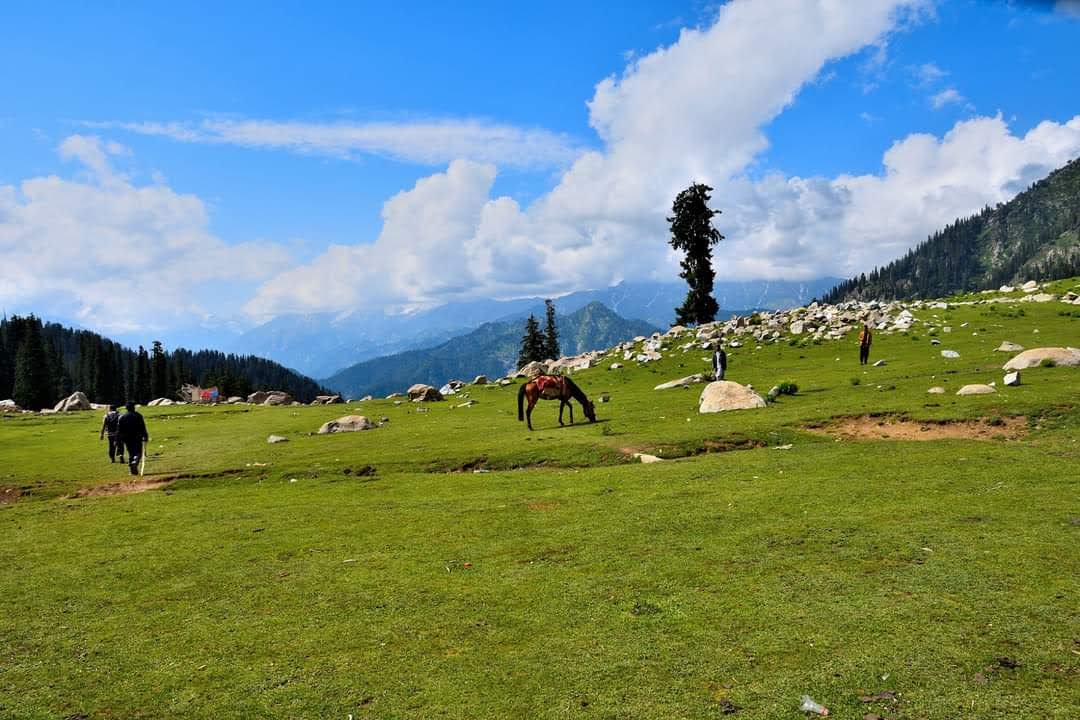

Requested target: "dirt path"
[{"left": 70, "top": 478, "right": 174, "bottom": 498}]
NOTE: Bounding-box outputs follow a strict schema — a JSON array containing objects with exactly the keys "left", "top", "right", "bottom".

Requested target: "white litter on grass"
[{"left": 289, "top": 478, "right": 298, "bottom": 483}]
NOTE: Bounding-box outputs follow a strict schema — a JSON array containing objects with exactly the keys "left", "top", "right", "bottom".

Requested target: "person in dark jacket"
[
  {"left": 713, "top": 346, "right": 727, "bottom": 380},
  {"left": 99, "top": 404, "right": 124, "bottom": 463},
  {"left": 117, "top": 401, "right": 149, "bottom": 476},
  {"left": 858, "top": 324, "right": 873, "bottom": 365}
]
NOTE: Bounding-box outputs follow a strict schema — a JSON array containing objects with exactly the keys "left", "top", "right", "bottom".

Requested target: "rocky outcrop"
[
  {"left": 515, "top": 361, "right": 549, "bottom": 378},
  {"left": 698, "top": 381, "right": 767, "bottom": 413},
  {"left": 1002, "top": 347, "right": 1080, "bottom": 370},
  {"left": 407, "top": 384, "right": 443, "bottom": 402},
  {"left": 54, "top": 391, "right": 91, "bottom": 412},
  {"left": 311, "top": 395, "right": 344, "bottom": 405},
  {"left": 317, "top": 415, "right": 376, "bottom": 434},
  {"left": 263, "top": 392, "right": 294, "bottom": 406},
  {"left": 0, "top": 399, "right": 22, "bottom": 413},
  {"left": 472, "top": 375, "right": 488, "bottom": 385}
]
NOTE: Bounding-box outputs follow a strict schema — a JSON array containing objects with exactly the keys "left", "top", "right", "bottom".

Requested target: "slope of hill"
[
  {"left": 0, "top": 315, "right": 329, "bottom": 408},
  {"left": 824, "top": 157, "right": 1080, "bottom": 303},
  {"left": 231, "top": 278, "right": 840, "bottom": 377},
  {"left": 325, "top": 302, "right": 658, "bottom": 398}
]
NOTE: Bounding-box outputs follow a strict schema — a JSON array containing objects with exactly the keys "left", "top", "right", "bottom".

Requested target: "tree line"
[{"left": 0, "top": 315, "right": 329, "bottom": 410}]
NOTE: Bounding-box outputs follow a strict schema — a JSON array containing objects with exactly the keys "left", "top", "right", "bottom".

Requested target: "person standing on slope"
[
  {"left": 117, "top": 401, "right": 149, "bottom": 476},
  {"left": 99, "top": 404, "right": 124, "bottom": 464},
  {"left": 858, "top": 324, "right": 873, "bottom": 366},
  {"left": 713, "top": 345, "right": 727, "bottom": 380}
]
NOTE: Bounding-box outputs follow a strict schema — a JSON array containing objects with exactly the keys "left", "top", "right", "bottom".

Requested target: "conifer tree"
[
  {"left": 543, "top": 299, "right": 560, "bottom": 361},
  {"left": 13, "top": 318, "right": 54, "bottom": 410},
  {"left": 133, "top": 345, "right": 151, "bottom": 404},
  {"left": 517, "top": 314, "right": 546, "bottom": 369},
  {"left": 150, "top": 340, "right": 169, "bottom": 399},
  {"left": 668, "top": 182, "right": 723, "bottom": 325}
]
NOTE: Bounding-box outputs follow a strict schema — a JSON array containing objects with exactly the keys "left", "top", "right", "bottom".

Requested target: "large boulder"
[
  {"left": 698, "top": 381, "right": 767, "bottom": 414},
  {"left": 1003, "top": 371, "right": 1021, "bottom": 387},
  {"left": 1002, "top": 347, "right": 1080, "bottom": 371},
  {"left": 654, "top": 374, "right": 706, "bottom": 390},
  {"left": 147, "top": 397, "right": 174, "bottom": 406},
  {"left": 515, "top": 360, "right": 549, "bottom": 378},
  {"left": 54, "top": 391, "right": 91, "bottom": 412},
  {"left": 247, "top": 390, "right": 270, "bottom": 404},
  {"left": 0, "top": 399, "right": 22, "bottom": 413},
  {"left": 263, "top": 391, "right": 294, "bottom": 406},
  {"left": 407, "top": 384, "right": 443, "bottom": 402},
  {"left": 317, "top": 415, "right": 376, "bottom": 434},
  {"left": 311, "top": 395, "right": 344, "bottom": 405},
  {"left": 956, "top": 384, "right": 996, "bottom": 396},
  {"left": 472, "top": 375, "right": 488, "bottom": 385}
]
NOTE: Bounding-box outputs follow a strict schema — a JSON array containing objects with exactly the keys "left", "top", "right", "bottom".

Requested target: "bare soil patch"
[
  {"left": 526, "top": 501, "right": 561, "bottom": 512},
  {"left": 71, "top": 478, "right": 175, "bottom": 498},
  {"left": 0, "top": 486, "right": 24, "bottom": 505},
  {"left": 811, "top": 415, "right": 1027, "bottom": 441}
]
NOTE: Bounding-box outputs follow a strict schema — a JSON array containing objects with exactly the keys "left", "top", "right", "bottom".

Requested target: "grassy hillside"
[
  {"left": 325, "top": 301, "right": 658, "bottom": 398},
  {"left": 1, "top": 279, "right": 1078, "bottom": 719},
  {"left": 824, "top": 157, "right": 1080, "bottom": 303}
]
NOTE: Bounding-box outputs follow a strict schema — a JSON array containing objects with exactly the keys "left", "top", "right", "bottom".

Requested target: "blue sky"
[{"left": 1, "top": 1, "right": 1079, "bottom": 346}]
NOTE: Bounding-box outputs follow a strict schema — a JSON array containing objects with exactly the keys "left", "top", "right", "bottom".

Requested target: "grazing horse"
[{"left": 517, "top": 374, "right": 597, "bottom": 431}]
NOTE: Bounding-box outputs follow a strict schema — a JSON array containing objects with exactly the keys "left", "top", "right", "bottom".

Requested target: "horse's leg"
[
  {"left": 526, "top": 397, "right": 535, "bottom": 431},
  {"left": 558, "top": 401, "right": 565, "bottom": 426}
]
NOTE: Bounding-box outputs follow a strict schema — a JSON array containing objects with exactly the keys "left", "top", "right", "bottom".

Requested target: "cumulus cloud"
[
  {"left": 87, "top": 117, "right": 584, "bottom": 170},
  {"left": 247, "top": 0, "right": 944, "bottom": 317},
  {"left": 0, "top": 135, "right": 293, "bottom": 334}
]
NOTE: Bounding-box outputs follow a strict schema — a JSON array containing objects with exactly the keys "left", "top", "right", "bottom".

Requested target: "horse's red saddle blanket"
[{"left": 535, "top": 375, "right": 564, "bottom": 399}]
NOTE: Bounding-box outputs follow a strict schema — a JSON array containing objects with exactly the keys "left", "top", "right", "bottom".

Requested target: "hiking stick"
[{"left": 139, "top": 441, "right": 147, "bottom": 476}]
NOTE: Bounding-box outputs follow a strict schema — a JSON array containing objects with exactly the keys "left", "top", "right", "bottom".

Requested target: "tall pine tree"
[
  {"left": 543, "top": 299, "right": 560, "bottom": 361},
  {"left": 13, "top": 318, "right": 54, "bottom": 410},
  {"left": 669, "top": 182, "right": 723, "bottom": 325},
  {"left": 133, "top": 345, "right": 151, "bottom": 404},
  {"left": 517, "top": 314, "right": 546, "bottom": 369},
  {"left": 150, "top": 340, "right": 169, "bottom": 399}
]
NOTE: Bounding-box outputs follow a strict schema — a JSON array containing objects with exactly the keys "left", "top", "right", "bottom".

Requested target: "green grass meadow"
[{"left": 2, "top": 280, "right": 1078, "bottom": 718}]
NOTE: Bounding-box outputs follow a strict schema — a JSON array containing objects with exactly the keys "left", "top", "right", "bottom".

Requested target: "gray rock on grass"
[{"left": 698, "top": 381, "right": 767, "bottom": 413}]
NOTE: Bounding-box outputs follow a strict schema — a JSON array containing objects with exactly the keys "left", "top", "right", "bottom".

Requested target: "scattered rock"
[
  {"left": 609, "top": 363, "right": 623, "bottom": 370},
  {"left": 1003, "top": 371, "right": 1020, "bottom": 386},
  {"left": 267, "top": 435, "right": 289, "bottom": 444},
  {"left": 927, "top": 386, "right": 946, "bottom": 394},
  {"left": 999, "top": 285, "right": 1015, "bottom": 293},
  {"left": 147, "top": 397, "right": 174, "bottom": 406},
  {"left": 408, "top": 384, "right": 444, "bottom": 402},
  {"left": 226, "top": 396, "right": 243, "bottom": 404},
  {"left": 247, "top": 390, "right": 270, "bottom": 404},
  {"left": 317, "top": 415, "right": 376, "bottom": 434},
  {"left": 1002, "top": 347, "right": 1080, "bottom": 370},
  {"left": 654, "top": 374, "right": 705, "bottom": 390},
  {"left": 941, "top": 350, "right": 960, "bottom": 359},
  {"left": 698, "top": 381, "right": 767, "bottom": 413},
  {"left": 0, "top": 399, "right": 22, "bottom": 413},
  {"left": 54, "top": 391, "right": 91, "bottom": 412},
  {"left": 515, "top": 360, "right": 549, "bottom": 378},
  {"left": 872, "top": 359, "right": 887, "bottom": 367},
  {"left": 634, "top": 453, "right": 663, "bottom": 464},
  {"left": 1028, "top": 293, "right": 1056, "bottom": 303},
  {"left": 472, "top": 375, "right": 488, "bottom": 385},
  {"left": 956, "top": 384, "right": 995, "bottom": 396},
  {"left": 995, "top": 341, "right": 1024, "bottom": 353},
  {"left": 262, "top": 391, "right": 294, "bottom": 406},
  {"left": 930, "top": 338, "right": 941, "bottom": 345},
  {"left": 311, "top": 395, "right": 344, "bottom": 405},
  {"left": 1021, "top": 280, "right": 1039, "bottom": 292},
  {"left": 789, "top": 320, "right": 804, "bottom": 335}
]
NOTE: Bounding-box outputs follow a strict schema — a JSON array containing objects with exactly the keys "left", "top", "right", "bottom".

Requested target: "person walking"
[
  {"left": 858, "top": 324, "right": 873, "bottom": 365},
  {"left": 99, "top": 404, "right": 124, "bottom": 463},
  {"left": 713, "top": 345, "right": 728, "bottom": 380},
  {"left": 117, "top": 401, "right": 149, "bottom": 476}
]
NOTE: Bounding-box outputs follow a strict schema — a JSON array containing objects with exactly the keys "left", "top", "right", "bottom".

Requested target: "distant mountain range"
[
  {"left": 324, "top": 302, "right": 659, "bottom": 399},
  {"left": 231, "top": 278, "right": 840, "bottom": 377},
  {"left": 824, "top": 157, "right": 1080, "bottom": 303}
]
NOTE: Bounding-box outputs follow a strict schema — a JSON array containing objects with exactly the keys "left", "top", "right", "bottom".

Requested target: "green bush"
[{"left": 777, "top": 381, "right": 798, "bottom": 395}]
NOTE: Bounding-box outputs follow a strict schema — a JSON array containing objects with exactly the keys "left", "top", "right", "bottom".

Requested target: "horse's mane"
[{"left": 563, "top": 376, "right": 590, "bottom": 405}]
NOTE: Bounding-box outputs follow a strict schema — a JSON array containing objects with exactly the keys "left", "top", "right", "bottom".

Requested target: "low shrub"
[{"left": 777, "top": 381, "right": 798, "bottom": 395}]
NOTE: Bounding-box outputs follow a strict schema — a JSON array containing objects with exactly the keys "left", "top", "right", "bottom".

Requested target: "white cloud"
[
  {"left": 912, "top": 61, "right": 947, "bottom": 86},
  {"left": 246, "top": 0, "right": 941, "bottom": 317},
  {"left": 88, "top": 117, "right": 585, "bottom": 170},
  {"left": 0, "top": 136, "right": 293, "bottom": 335},
  {"left": 930, "top": 87, "right": 966, "bottom": 109}
]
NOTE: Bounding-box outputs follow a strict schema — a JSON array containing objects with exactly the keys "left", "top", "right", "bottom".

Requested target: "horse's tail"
[{"left": 517, "top": 382, "right": 526, "bottom": 421}]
